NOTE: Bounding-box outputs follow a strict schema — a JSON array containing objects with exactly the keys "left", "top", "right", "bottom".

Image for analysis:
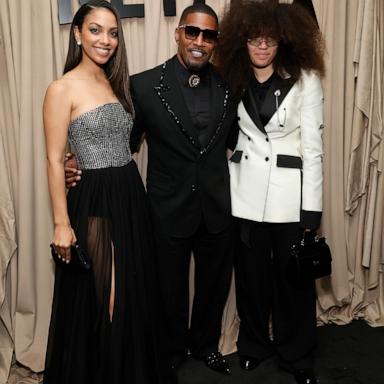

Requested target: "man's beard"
[{"left": 180, "top": 53, "right": 209, "bottom": 72}]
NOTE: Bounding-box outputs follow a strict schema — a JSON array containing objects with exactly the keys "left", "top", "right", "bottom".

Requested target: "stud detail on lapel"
[
  {"left": 155, "top": 61, "right": 229, "bottom": 155},
  {"left": 200, "top": 89, "right": 229, "bottom": 156}
]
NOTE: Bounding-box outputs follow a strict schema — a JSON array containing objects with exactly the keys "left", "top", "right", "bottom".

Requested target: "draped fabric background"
[
  {"left": 0, "top": 0, "right": 383, "bottom": 383},
  {"left": 313, "top": 0, "right": 384, "bottom": 325}
]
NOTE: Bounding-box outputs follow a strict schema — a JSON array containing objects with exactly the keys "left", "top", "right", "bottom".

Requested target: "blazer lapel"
[
  {"left": 154, "top": 58, "right": 200, "bottom": 150},
  {"left": 198, "top": 66, "right": 229, "bottom": 153},
  {"left": 242, "top": 87, "right": 266, "bottom": 134},
  {"left": 260, "top": 75, "right": 294, "bottom": 126},
  {"left": 208, "top": 68, "right": 224, "bottom": 131}
]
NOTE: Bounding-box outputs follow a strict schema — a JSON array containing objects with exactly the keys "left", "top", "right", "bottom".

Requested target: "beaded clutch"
[
  {"left": 50, "top": 243, "right": 91, "bottom": 271},
  {"left": 287, "top": 232, "right": 332, "bottom": 286}
]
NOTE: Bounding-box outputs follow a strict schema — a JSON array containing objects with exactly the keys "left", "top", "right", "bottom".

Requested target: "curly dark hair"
[{"left": 214, "top": 1, "right": 325, "bottom": 97}]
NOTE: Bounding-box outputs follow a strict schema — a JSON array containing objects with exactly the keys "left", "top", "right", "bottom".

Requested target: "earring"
[{"left": 76, "top": 40, "right": 81, "bottom": 46}]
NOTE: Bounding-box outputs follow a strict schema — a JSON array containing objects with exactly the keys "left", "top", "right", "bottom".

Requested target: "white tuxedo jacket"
[{"left": 229, "top": 71, "right": 324, "bottom": 227}]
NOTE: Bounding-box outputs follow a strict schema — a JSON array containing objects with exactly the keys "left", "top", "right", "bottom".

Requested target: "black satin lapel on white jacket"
[
  {"left": 260, "top": 75, "right": 294, "bottom": 127},
  {"left": 242, "top": 88, "right": 266, "bottom": 134}
]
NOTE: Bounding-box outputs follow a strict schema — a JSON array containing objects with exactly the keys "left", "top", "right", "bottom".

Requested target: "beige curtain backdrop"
[
  {"left": 0, "top": 0, "right": 383, "bottom": 383},
  {"left": 0, "top": 1, "right": 232, "bottom": 383},
  {"left": 313, "top": 0, "right": 384, "bottom": 325}
]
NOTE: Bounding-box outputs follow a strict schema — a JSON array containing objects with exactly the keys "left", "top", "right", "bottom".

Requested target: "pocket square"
[{"left": 230, "top": 150, "right": 243, "bottom": 163}]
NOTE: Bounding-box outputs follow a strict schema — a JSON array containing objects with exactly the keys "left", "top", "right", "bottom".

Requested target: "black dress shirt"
[
  {"left": 250, "top": 72, "right": 278, "bottom": 127},
  {"left": 174, "top": 57, "right": 211, "bottom": 147}
]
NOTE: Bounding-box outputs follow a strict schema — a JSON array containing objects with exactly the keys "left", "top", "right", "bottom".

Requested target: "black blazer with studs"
[{"left": 130, "top": 56, "right": 238, "bottom": 237}]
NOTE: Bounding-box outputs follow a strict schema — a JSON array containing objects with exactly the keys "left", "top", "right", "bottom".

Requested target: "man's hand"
[{"left": 64, "top": 153, "right": 81, "bottom": 188}]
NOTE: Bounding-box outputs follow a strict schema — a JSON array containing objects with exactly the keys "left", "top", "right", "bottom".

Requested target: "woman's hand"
[
  {"left": 52, "top": 223, "right": 77, "bottom": 263},
  {"left": 64, "top": 152, "right": 82, "bottom": 188}
]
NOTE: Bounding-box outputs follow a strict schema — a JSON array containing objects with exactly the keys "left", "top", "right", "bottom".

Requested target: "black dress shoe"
[
  {"left": 293, "top": 368, "right": 318, "bottom": 384},
  {"left": 204, "top": 352, "right": 231, "bottom": 375},
  {"left": 239, "top": 355, "right": 260, "bottom": 371}
]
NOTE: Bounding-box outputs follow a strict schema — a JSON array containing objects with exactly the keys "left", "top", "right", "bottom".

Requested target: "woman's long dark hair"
[
  {"left": 214, "top": 1, "right": 325, "bottom": 97},
  {"left": 64, "top": 0, "right": 134, "bottom": 115}
]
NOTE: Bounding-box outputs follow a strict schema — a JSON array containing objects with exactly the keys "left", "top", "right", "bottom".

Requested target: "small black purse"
[
  {"left": 50, "top": 244, "right": 91, "bottom": 271},
  {"left": 287, "top": 232, "right": 332, "bottom": 286}
]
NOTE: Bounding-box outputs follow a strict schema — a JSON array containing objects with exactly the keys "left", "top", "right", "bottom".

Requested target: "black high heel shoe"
[{"left": 239, "top": 355, "right": 260, "bottom": 371}]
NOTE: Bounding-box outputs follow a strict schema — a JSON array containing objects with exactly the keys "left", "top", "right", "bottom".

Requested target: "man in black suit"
[
  {"left": 66, "top": 3, "right": 236, "bottom": 375},
  {"left": 130, "top": 4, "right": 236, "bottom": 374}
]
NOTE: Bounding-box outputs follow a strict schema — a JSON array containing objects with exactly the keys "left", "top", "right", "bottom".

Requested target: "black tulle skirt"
[{"left": 44, "top": 161, "right": 171, "bottom": 384}]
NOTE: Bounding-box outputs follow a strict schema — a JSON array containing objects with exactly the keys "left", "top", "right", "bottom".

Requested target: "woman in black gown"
[{"left": 43, "top": 2, "right": 170, "bottom": 383}]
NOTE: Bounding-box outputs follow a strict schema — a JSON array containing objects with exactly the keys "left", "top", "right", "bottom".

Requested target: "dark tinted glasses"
[
  {"left": 247, "top": 37, "right": 279, "bottom": 47},
  {"left": 178, "top": 25, "right": 219, "bottom": 43}
]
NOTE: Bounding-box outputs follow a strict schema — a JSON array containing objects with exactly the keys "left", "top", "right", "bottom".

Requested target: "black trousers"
[
  {"left": 154, "top": 218, "right": 234, "bottom": 365},
  {"left": 235, "top": 219, "right": 317, "bottom": 370}
]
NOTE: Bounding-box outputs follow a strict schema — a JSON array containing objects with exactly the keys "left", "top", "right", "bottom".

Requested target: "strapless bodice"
[{"left": 68, "top": 103, "right": 133, "bottom": 169}]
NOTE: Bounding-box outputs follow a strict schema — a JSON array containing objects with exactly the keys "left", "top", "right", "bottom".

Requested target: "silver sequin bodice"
[{"left": 68, "top": 103, "right": 133, "bottom": 169}]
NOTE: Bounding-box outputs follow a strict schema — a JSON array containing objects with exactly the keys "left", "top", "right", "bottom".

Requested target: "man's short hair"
[{"left": 179, "top": 3, "right": 219, "bottom": 26}]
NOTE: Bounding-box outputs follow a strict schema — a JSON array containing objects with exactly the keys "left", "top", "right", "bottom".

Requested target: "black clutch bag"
[
  {"left": 50, "top": 244, "right": 91, "bottom": 271},
  {"left": 287, "top": 232, "right": 332, "bottom": 286}
]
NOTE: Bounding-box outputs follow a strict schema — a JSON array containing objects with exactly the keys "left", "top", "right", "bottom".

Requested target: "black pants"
[
  {"left": 235, "top": 219, "right": 316, "bottom": 370},
  {"left": 154, "top": 219, "right": 234, "bottom": 365}
]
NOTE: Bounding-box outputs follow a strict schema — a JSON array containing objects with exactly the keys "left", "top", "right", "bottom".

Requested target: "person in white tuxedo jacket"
[{"left": 215, "top": 2, "right": 326, "bottom": 384}]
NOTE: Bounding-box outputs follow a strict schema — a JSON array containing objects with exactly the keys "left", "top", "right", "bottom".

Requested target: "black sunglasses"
[{"left": 178, "top": 25, "right": 219, "bottom": 43}]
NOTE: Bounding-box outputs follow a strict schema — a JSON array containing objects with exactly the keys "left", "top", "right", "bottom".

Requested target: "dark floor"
[{"left": 176, "top": 320, "right": 384, "bottom": 384}]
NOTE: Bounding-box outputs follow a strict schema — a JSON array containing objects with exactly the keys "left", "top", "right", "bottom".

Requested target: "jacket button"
[
  {"left": 265, "top": 157, "right": 269, "bottom": 161},
  {"left": 237, "top": 116, "right": 241, "bottom": 121},
  {"left": 265, "top": 137, "right": 269, "bottom": 142},
  {"left": 248, "top": 136, "right": 251, "bottom": 141},
  {"left": 245, "top": 155, "right": 248, "bottom": 159},
  {"left": 191, "top": 184, "right": 197, "bottom": 191}
]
